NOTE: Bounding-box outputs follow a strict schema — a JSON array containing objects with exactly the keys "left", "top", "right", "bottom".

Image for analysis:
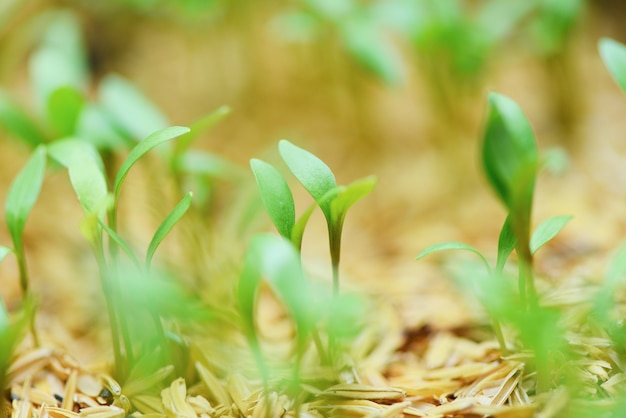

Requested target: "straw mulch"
[{"left": 5, "top": 276, "right": 626, "bottom": 418}]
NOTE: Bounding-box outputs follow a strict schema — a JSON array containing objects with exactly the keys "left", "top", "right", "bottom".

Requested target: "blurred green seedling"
[
  {"left": 238, "top": 233, "right": 364, "bottom": 414},
  {"left": 48, "top": 126, "right": 192, "bottom": 381},
  {"left": 251, "top": 139, "right": 376, "bottom": 296}
]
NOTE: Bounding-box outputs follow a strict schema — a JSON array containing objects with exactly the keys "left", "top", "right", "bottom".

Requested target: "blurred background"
[{"left": 2, "top": 0, "right": 626, "bottom": 355}]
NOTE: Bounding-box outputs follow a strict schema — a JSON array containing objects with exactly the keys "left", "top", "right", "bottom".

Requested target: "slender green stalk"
[{"left": 14, "top": 249, "right": 38, "bottom": 346}]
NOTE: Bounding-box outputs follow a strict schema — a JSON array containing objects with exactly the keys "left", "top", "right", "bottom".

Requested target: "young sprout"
[
  {"left": 251, "top": 139, "right": 376, "bottom": 297},
  {"left": 482, "top": 92, "right": 539, "bottom": 309}
]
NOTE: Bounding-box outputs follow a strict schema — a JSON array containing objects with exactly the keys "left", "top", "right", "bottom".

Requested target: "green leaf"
[
  {"left": 482, "top": 93, "right": 538, "bottom": 215},
  {"left": 48, "top": 139, "right": 108, "bottom": 214},
  {"left": 600, "top": 38, "right": 626, "bottom": 94},
  {"left": 278, "top": 140, "right": 337, "bottom": 219},
  {"left": 0, "top": 246, "right": 12, "bottom": 263},
  {"left": 99, "top": 75, "right": 169, "bottom": 141},
  {"left": 530, "top": 215, "right": 572, "bottom": 255},
  {"left": 5, "top": 146, "right": 47, "bottom": 250},
  {"left": 0, "top": 88, "right": 46, "bottom": 146},
  {"left": 330, "top": 176, "right": 377, "bottom": 229},
  {"left": 114, "top": 126, "right": 190, "bottom": 201},
  {"left": 146, "top": 192, "right": 193, "bottom": 269},
  {"left": 173, "top": 106, "right": 231, "bottom": 158},
  {"left": 416, "top": 241, "right": 492, "bottom": 275},
  {"left": 47, "top": 86, "right": 84, "bottom": 137},
  {"left": 496, "top": 216, "right": 516, "bottom": 273},
  {"left": 250, "top": 159, "right": 296, "bottom": 239}
]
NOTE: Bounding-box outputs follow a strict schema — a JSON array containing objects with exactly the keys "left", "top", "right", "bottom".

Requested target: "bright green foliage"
[
  {"left": 98, "top": 221, "right": 141, "bottom": 269},
  {"left": 529, "top": 215, "right": 572, "bottom": 255},
  {"left": 600, "top": 38, "right": 626, "bottom": 94},
  {"left": 250, "top": 159, "right": 296, "bottom": 239},
  {"left": 114, "top": 126, "right": 190, "bottom": 201},
  {"left": 48, "top": 139, "right": 108, "bottom": 215},
  {"left": 0, "top": 89, "right": 46, "bottom": 146},
  {"left": 99, "top": 75, "right": 169, "bottom": 141},
  {"left": 278, "top": 140, "right": 337, "bottom": 218},
  {"left": 5, "top": 146, "right": 47, "bottom": 252},
  {"left": 146, "top": 192, "right": 193, "bottom": 269}
]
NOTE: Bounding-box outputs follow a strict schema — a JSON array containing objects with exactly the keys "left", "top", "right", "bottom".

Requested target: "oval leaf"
[
  {"left": 250, "top": 159, "right": 296, "bottom": 239},
  {"left": 5, "top": 146, "right": 47, "bottom": 249},
  {"left": 114, "top": 126, "right": 190, "bottom": 200},
  {"left": 48, "top": 139, "right": 108, "bottom": 214},
  {"left": 278, "top": 140, "right": 337, "bottom": 219},
  {"left": 530, "top": 215, "right": 572, "bottom": 255},
  {"left": 482, "top": 93, "right": 538, "bottom": 213},
  {"left": 600, "top": 38, "right": 626, "bottom": 94},
  {"left": 146, "top": 192, "right": 193, "bottom": 269},
  {"left": 417, "top": 241, "right": 492, "bottom": 275}
]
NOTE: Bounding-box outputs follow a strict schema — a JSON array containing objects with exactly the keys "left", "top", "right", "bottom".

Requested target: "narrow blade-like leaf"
[
  {"left": 417, "top": 242, "right": 492, "bottom": 275},
  {"left": 600, "top": 38, "right": 626, "bottom": 94},
  {"left": 146, "top": 192, "right": 193, "bottom": 268},
  {"left": 250, "top": 159, "right": 296, "bottom": 239},
  {"left": 530, "top": 215, "right": 572, "bottom": 255},
  {"left": 0, "top": 89, "right": 46, "bottom": 146},
  {"left": 114, "top": 126, "right": 190, "bottom": 200},
  {"left": 99, "top": 75, "right": 169, "bottom": 141},
  {"left": 278, "top": 140, "right": 337, "bottom": 218},
  {"left": 174, "top": 106, "right": 231, "bottom": 157},
  {"left": 5, "top": 146, "right": 47, "bottom": 248},
  {"left": 48, "top": 139, "right": 108, "bottom": 214}
]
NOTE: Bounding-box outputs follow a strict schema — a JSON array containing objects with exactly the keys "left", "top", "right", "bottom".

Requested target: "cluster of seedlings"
[{"left": 3, "top": 9, "right": 626, "bottom": 418}]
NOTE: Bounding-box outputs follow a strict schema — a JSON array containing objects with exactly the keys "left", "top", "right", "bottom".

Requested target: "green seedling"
[
  {"left": 49, "top": 126, "right": 191, "bottom": 381},
  {"left": 482, "top": 92, "right": 539, "bottom": 308},
  {"left": 251, "top": 139, "right": 376, "bottom": 297}
]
